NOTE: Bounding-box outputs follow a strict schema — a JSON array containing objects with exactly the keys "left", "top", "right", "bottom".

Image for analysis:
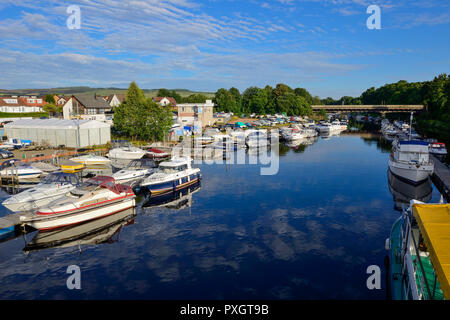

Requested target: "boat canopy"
[
  {"left": 41, "top": 172, "right": 79, "bottom": 185},
  {"left": 412, "top": 203, "right": 450, "bottom": 299},
  {"left": 85, "top": 175, "right": 133, "bottom": 195},
  {"left": 86, "top": 175, "right": 115, "bottom": 185},
  {"left": 399, "top": 140, "right": 429, "bottom": 146}
]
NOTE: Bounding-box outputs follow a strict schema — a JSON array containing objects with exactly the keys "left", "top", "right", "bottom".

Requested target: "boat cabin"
[
  {"left": 394, "top": 140, "right": 430, "bottom": 163},
  {"left": 40, "top": 172, "right": 79, "bottom": 185}
]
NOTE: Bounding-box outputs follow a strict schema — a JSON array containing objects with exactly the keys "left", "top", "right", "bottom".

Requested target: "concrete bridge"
[{"left": 311, "top": 105, "right": 424, "bottom": 113}]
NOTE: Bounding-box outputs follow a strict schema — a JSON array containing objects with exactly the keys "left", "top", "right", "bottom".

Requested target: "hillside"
[{"left": 0, "top": 87, "right": 215, "bottom": 98}]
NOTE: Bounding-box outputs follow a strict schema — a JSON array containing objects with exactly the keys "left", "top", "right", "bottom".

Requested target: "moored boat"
[
  {"left": 107, "top": 140, "right": 146, "bottom": 160},
  {"left": 2, "top": 172, "right": 80, "bottom": 212},
  {"left": 0, "top": 159, "right": 43, "bottom": 179},
  {"left": 140, "top": 157, "right": 201, "bottom": 196},
  {"left": 70, "top": 154, "right": 111, "bottom": 166},
  {"left": 386, "top": 201, "right": 449, "bottom": 300},
  {"left": 19, "top": 176, "right": 135, "bottom": 231},
  {"left": 112, "top": 158, "right": 157, "bottom": 184},
  {"left": 388, "top": 140, "right": 434, "bottom": 185}
]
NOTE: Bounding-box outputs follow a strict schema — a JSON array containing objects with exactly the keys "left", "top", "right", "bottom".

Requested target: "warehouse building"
[{"left": 4, "top": 119, "right": 111, "bottom": 148}]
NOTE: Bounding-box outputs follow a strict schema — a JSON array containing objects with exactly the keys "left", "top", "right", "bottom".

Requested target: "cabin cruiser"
[
  {"left": 107, "top": 140, "right": 147, "bottom": 160},
  {"left": 331, "top": 120, "right": 342, "bottom": 131},
  {"left": 429, "top": 142, "right": 447, "bottom": 157},
  {"left": 70, "top": 154, "right": 111, "bottom": 166},
  {"left": 2, "top": 172, "right": 80, "bottom": 212},
  {"left": 112, "top": 158, "right": 157, "bottom": 184},
  {"left": 19, "top": 176, "right": 135, "bottom": 231},
  {"left": 386, "top": 201, "right": 449, "bottom": 300},
  {"left": 339, "top": 121, "right": 348, "bottom": 131},
  {"left": 388, "top": 140, "right": 434, "bottom": 184},
  {"left": 140, "top": 157, "right": 201, "bottom": 195},
  {"left": 316, "top": 122, "right": 334, "bottom": 134},
  {"left": 246, "top": 131, "right": 270, "bottom": 148},
  {"left": 0, "top": 159, "right": 43, "bottom": 179}
]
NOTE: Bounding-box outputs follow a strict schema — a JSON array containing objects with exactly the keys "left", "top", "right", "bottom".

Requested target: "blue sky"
[{"left": 0, "top": 0, "right": 448, "bottom": 98}]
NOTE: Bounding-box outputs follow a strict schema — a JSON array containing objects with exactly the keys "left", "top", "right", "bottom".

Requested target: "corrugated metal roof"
[{"left": 4, "top": 118, "right": 110, "bottom": 129}]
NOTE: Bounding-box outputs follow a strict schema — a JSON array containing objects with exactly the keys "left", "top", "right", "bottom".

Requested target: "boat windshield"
[
  {"left": 126, "top": 159, "right": 156, "bottom": 169},
  {"left": 41, "top": 173, "right": 78, "bottom": 185},
  {"left": 159, "top": 164, "right": 187, "bottom": 174}
]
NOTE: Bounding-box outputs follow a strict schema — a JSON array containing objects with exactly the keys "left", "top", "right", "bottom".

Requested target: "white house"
[{"left": 0, "top": 96, "right": 44, "bottom": 113}]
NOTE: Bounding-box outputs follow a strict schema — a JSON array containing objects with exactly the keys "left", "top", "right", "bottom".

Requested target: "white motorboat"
[
  {"left": 20, "top": 176, "right": 136, "bottom": 231},
  {"left": 331, "top": 120, "right": 342, "bottom": 131},
  {"left": 107, "top": 140, "right": 147, "bottom": 160},
  {"left": 2, "top": 172, "right": 80, "bottom": 212},
  {"left": 429, "top": 142, "right": 447, "bottom": 156},
  {"left": 0, "top": 159, "right": 43, "bottom": 179},
  {"left": 24, "top": 207, "right": 136, "bottom": 252},
  {"left": 388, "top": 140, "right": 434, "bottom": 184},
  {"left": 339, "top": 121, "right": 348, "bottom": 131},
  {"left": 112, "top": 158, "right": 157, "bottom": 184},
  {"left": 316, "top": 122, "right": 333, "bottom": 134},
  {"left": 141, "top": 157, "right": 201, "bottom": 196},
  {"left": 70, "top": 154, "right": 111, "bottom": 166}
]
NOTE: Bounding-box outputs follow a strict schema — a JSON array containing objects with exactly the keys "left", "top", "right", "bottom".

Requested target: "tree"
[
  {"left": 242, "top": 87, "right": 268, "bottom": 114},
  {"left": 229, "top": 87, "right": 242, "bottom": 113},
  {"left": 214, "top": 88, "right": 236, "bottom": 112},
  {"left": 114, "top": 82, "right": 173, "bottom": 141},
  {"left": 44, "top": 94, "right": 55, "bottom": 104}
]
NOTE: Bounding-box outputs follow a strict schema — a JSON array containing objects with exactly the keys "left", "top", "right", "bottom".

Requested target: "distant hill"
[{"left": 0, "top": 87, "right": 215, "bottom": 98}]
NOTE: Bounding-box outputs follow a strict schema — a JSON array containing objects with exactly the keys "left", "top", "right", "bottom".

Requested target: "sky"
[{"left": 0, "top": 0, "right": 449, "bottom": 98}]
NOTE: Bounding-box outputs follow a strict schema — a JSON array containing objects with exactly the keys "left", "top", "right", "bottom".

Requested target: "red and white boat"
[
  {"left": 146, "top": 148, "right": 169, "bottom": 159},
  {"left": 20, "top": 176, "right": 135, "bottom": 231}
]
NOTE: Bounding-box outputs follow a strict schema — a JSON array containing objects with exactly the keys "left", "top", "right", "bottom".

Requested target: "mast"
[{"left": 409, "top": 112, "right": 413, "bottom": 141}]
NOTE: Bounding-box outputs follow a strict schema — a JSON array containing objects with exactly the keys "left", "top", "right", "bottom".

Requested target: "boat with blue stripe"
[{"left": 140, "top": 157, "right": 201, "bottom": 196}]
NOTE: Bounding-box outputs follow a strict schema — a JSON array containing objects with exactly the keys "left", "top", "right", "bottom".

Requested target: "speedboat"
[
  {"left": 141, "top": 157, "right": 201, "bottom": 196},
  {"left": 429, "top": 142, "right": 447, "bottom": 156},
  {"left": 331, "top": 120, "right": 342, "bottom": 131},
  {"left": 388, "top": 139, "right": 434, "bottom": 184},
  {"left": 2, "top": 172, "right": 80, "bottom": 212},
  {"left": 107, "top": 140, "right": 146, "bottom": 160},
  {"left": 24, "top": 207, "right": 136, "bottom": 252},
  {"left": 0, "top": 159, "right": 43, "bottom": 179},
  {"left": 146, "top": 148, "right": 169, "bottom": 159},
  {"left": 386, "top": 201, "right": 449, "bottom": 300},
  {"left": 70, "top": 154, "right": 111, "bottom": 166},
  {"left": 112, "top": 158, "right": 157, "bottom": 184},
  {"left": 19, "top": 176, "right": 136, "bottom": 231}
]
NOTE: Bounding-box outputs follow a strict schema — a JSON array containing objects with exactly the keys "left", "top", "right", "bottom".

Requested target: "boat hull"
[
  {"left": 21, "top": 197, "right": 136, "bottom": 231},
  {"left": 3, "top": 192, "right": 70, "bottom": 212},
  {"left": 388, "top": 159, "right": 433, "bottom": 185},
  {"left": 146, "top": 174, "right": 201, "bottom": 196}
]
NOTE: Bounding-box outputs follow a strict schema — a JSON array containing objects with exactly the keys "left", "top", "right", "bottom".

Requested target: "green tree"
[{"left": 44, "top": 94, "right": 55, "bottom": 104}]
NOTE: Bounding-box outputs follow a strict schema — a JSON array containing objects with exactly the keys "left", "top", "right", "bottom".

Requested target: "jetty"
[
  {"left": 0, "top": 211, "right": 33, "bottom": 240},
  {"left": 431, "top": 155, "right": 450, "bottom": 202}
]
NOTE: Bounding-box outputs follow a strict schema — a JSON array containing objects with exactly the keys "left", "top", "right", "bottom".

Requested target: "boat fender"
[{"left": 385, "top": 238, "right": 390, "bottom": 251}]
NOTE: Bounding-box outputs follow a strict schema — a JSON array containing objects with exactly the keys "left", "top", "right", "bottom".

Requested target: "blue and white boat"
[
  {"left": 0, "top": 159, "right": 43, "bottom": 180},
  {"left": 388, "top": 140, "right": 434, "bottom": 185},
  {"left": 140, "top": 157, "right": 201, "bottom": 195}
]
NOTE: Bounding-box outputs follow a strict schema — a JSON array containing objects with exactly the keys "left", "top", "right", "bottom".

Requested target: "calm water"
[{"left": 0, "top": 134, "right": 444, "bottom": 299}]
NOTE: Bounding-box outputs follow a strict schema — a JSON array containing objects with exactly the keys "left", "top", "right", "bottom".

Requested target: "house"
[
  {"left": 176, "top": 99, "right": 215, "bottom": 128},
  {"left": 106, "top": 94, "right": 125, "bottom": 107},
  {"left": 54, "top": 95, "right": 70, "bottom": 106},
  {"left": 0, "top": 96, "right": 45, "bottom": 113},
  {"left": 153, "top": 97, "right": 177, "bottom": 111},
  {"left": 62, "top": 94, "right": 112, "bottom": 122}
]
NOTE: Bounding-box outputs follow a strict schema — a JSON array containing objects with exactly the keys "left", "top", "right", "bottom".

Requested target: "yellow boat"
[
  {"left": 60, "top": 160, "right": 85, "bottom": 173},
  {"left": 387, "top": 201, "right": 450, "bottom": 300}
]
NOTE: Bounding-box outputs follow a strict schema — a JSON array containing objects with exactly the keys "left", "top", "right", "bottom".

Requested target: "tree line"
[
  {"left": 321, "top": 74, "right": 450, "bottom": 141},
  {"left": 213, "top": 84, "right": 320, "bottom": 116},
  {"left": 156, "top": 89, "right": 209, "bottom": 104},
  {"left": 114, "top": 82, "right": 173, "bottom": 141}
]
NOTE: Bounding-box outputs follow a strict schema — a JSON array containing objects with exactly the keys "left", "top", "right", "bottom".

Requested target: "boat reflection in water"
[
  {"left": 387, "top": 170, "right": 432, "bottom": 211},
  {"left": 24, "top": 207, "right": 136, "bottom": 253},
  {"left": 143, "top": 183, "right": 201, "bottom": 210}
]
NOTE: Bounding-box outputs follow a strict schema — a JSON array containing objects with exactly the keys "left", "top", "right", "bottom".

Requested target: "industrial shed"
[{"left": 4, "top": 119, "right": 111, "bottom": 148}]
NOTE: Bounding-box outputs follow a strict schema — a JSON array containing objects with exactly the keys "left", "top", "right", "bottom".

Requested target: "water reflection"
[
  {"left": 24, "top": 208, "right": 136, "bottom": 253},
  {"left": 387, "top": 170, "right": 432, "bottom": 211},
  {"left": 143, "top": 183, "right": 201, "bottom": 210}
]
